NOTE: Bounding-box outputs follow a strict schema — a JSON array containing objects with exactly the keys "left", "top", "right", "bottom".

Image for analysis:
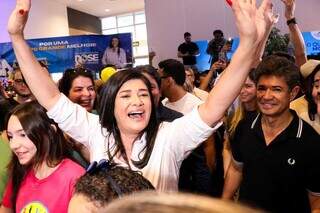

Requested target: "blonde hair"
[{"left": 227, "top": 104, "right": 245, "bottom": 139}]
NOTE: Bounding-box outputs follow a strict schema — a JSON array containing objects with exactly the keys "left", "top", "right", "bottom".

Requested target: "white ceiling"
[{"left": 56, "top": 0, "right": 145, "bottom": 18}]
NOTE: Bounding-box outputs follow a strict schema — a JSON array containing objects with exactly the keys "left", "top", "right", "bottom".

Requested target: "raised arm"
[
  {"left": 281, "top": 0, "right": 307, "bottom": 67},
  {"left": 198, "top": 0, "right": 277, "bottom": 127},
  {"left": 7, "top": 0, "right": 61, "bottom": 110}
]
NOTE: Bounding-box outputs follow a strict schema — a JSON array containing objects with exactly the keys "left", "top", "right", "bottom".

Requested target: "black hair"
[
  {"left": 75, "top": 164, "right": 154, "bottom": 207},
  {"left": 184, "top": 32, "right": 191, "bottom": 38},
  {"left": 255, "top": 55, "right": 301, "bottom": 90},
  {"left": 0, "top": 99, "right": 17, "bottom": 132},
  {"left": 213, "top": 29, "right": 224, "bottom": 37},
  {"left": 305, "top": 64, "right": 320, "bottom": 121},
  {"left": 58, "top": 67, "right": 95, "bottom": 97},
  {"left": 158, "top": 59, "right": 186, "bottom": 86},
  {"left": 133, "top": 65, "right": 161, "bottom": 89},
  {"left": 98, "top": 70, "right": 160, "bottom": 169},
  {"left": 272, "top": 51, "right": 295, "bottom": 63}
]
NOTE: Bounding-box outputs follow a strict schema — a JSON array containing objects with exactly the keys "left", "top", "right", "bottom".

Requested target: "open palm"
[
  {"left": 256, "top": 0, "right": 278, "bottom": 42},
  {"left": 232, "top": 0, "right": 277, "bottom": 46},
  {"left": 7, "top": 0, "right": 31, "bottom": 35}
]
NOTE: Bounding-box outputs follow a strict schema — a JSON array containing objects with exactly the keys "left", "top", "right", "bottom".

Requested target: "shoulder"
[
  {"left": 236, "top": 113, "right": 259, "bottom": 133},
  {"left": 178, "top": 43, "right": 185, "bottom": 48},
  {"left": 290, "top": 96, "right": 308, "bottom": 115},
  {"left": 192, "top": 42, "right": 199, "bottom": 47},
  {"left": 59, "top": 159, "right": 85, "bottom": 176},
  {"left": 185, "top": 93, "right": 203, "bottom": 106},
  {"left": 300, "top": 119, "right": 320, "bottom": 141}
]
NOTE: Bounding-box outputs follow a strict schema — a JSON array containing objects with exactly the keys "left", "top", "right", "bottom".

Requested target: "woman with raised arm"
[{"left": 7, "top": 0, "right": 276, "bottom": 191}]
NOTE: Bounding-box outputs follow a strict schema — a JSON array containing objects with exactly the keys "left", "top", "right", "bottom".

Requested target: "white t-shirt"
[
  {"left": 47, "top": 94, "right": 221, "bottom": 191},
  {"left": 162, "top": 92, "right": 203, "bottom": 115},
  {"left": 193, "top": 87, "right": 209, "bottom": 101}
]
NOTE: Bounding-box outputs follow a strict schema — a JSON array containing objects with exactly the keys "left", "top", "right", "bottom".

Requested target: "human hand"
[
  {"left": 149, "top": 51, "right": 156, "bottom": 59},
  {"left": 211, "top": 61, "right": 226, "bottom": 71},
  {"left": 232, "top": 0, "right": 278, "bottom": 47},
  {"left": 7, "top": 0, "right": 31, "bottom": 36},
  {"left": 281, "top": 0, "right": 295, "bottom": 20}
]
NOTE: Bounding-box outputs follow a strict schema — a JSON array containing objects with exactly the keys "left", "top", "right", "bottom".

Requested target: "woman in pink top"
[{"left": 0, "top": 102, "right": 84, "bottom": 213}]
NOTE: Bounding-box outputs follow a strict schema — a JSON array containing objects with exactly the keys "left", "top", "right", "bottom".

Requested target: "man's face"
[
  {"left": 184, "top": 36, "right": 191, "bottom": 43},
  {"left": 214, "top": 33, "right": 223, "bottom": 41},
  {"left": 142, "top": 73, "right": 161, "bottom": 106},
  {"left": 257, "top": 75, "right": 297, "bottom": 117},
  {"left": 158, "top": 68, "right": 170, "bottom": 98},
  {"left": 185, "top": 69, "right": 195, "bottom": 85},
  {"left": 13, "top": 70, "right": 31, "bottom": 97}
]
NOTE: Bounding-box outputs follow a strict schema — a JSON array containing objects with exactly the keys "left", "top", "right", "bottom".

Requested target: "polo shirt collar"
[{"left": 250, "top": 110, "right": 303, "bottom": 145}]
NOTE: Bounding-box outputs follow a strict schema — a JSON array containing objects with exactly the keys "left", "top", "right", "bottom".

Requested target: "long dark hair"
[
  {"left": 5, "top": 101, "right": 73, "bottom": 210},
  {"left": 109, "top": 36, "right": 121, "bottom": 56},
  {"left": 305, "top": 64, "right": 320, "bottom": 121},
  {"left": 99, "top": 70, "right": 159, "bottom": 169}
]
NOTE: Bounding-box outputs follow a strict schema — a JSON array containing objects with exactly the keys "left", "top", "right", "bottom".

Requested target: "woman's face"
[
  {"left": 185, "top": 69, "right": 195, "bottom": 85},
  {"left": 112, "top": 38, "right": 119, "bottom": 48},
  {"left": 312, "top": 70, "right": 320, "bottom": 108},
  {"left": 7, "top": 115, "right": 37, "bottom": 165},
  {"left": 69, "top": 76, "right": 96, "bottom": 112},
  {"left": 114, "top": 79, "right": 152, "bottom": 136},
  {"left": 239, "top": 77, "right": 257, "bottom": 104}
]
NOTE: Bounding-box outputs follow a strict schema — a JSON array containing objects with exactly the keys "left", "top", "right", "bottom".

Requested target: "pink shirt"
[{"left": 2, "top": 158, "right": 84, "bottom": 213}]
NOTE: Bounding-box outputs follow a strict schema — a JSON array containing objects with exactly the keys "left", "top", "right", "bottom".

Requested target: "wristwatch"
[{"left": 287, "top": 17, "right": 297, "bottom": 26}]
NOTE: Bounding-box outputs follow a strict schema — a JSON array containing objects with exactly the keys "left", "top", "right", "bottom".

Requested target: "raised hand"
[
  {"left": 232, "top": 0, "right": 278, "bottom": 47},
  {"left": 7, "top": 0, "right": 31, "bottom": 36},
  {"left": 281, "top": 0, "right": 295, "bottom": 19}
]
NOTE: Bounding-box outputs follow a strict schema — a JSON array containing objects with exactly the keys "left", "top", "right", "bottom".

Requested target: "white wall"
[
  {"left": 145, "top": 0, "right": 320, "bottom": 66},
  {"left": 0, "top": 0, "right": 69, "bottom": 43}
]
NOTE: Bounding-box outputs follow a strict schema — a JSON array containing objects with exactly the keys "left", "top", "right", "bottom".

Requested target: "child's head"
[
  {"left": 6, "top": 101, "right": 69, "bottom": 167},
  {"left": 6, "top": 101, "right": 72, "bottom": 209},
  {"left": 68, "top": 160, "right": 155, "bottom": 212}
]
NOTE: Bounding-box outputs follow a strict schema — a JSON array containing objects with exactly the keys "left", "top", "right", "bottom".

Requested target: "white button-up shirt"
[{"left": 47, "top": 94, "right": 221, "bottom": 191}]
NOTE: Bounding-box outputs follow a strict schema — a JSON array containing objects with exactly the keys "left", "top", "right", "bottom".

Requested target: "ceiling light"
[{"left": 105, "top": 9, "right": 110, "bottom": 12}]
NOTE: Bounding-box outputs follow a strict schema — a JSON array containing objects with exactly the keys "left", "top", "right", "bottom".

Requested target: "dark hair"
[
  {"left": 75, "top": 165, "right": 154, "bottom": 207},
  {"left": 0, "top": 99, "right": 17, "bottom": 132},
  {"left": 248, "top": 68, "right": 258, "bottom": 84},
  {"left": 133, "top": 65, "right": 161, "bottom": 89},
  {"left": 213, "top": 29, "right": 224, "bottom": 37},
  {"left": 5, "top": 101, "right": 73, "bottom": 210},
  {"left": 184, "top": 32, "right": 191, "bottom": 38},
  {"left": 255, "top": 55, "right": 301, "bottom": 90},
  {"left": 109, "top": 36, "right": 122, "bottom": 56},
  {"left": 98, "top": 70, "right": 159, "bottom": 169},
  {"left": 272, "top": 51, "right": 295, "bottom": 63},
  {"left": 58, "top": 67, "right": 95, "bottom": 97},
  {"left": 305, "top": 64, "right": 320, "bottom": 121},
  {"left": 158, "top": 59, "right": 186, "bottom": 86}
]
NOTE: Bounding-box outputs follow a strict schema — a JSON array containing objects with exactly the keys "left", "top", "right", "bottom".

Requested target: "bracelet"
[{"left": 287, "top": 17, "right": 297, "bottom": 26}]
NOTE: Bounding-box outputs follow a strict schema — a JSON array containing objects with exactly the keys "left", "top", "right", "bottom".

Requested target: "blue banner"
[{"left": 0, "top": 33, "right": 132, "bottom": 76}]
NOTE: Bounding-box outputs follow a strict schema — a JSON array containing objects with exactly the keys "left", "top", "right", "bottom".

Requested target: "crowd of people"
[{"left": 0, "top": 0, "right": 319, "bottom": 212}]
